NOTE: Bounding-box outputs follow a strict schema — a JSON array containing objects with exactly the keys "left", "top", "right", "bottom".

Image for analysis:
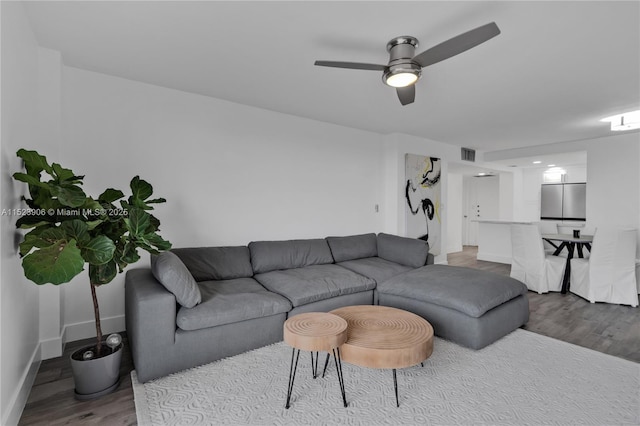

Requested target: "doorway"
[{"left": 463, "top": 175, "right": 500, "bottom": 245}]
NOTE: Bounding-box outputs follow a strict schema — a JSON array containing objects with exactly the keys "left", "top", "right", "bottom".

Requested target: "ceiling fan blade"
[
  {"left": 314, "top": 60, "right": 387, "bottom": 71},
  {"left": 413, "top": 22, "right": 501, "bottom": 68},
  {"left": 397, "top": 86, "right": 415, "bottom": 106}
]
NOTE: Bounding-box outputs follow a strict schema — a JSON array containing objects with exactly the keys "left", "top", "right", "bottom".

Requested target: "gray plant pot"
[{"left": 70, "top": 343, "right": 122, "bottom": 400}]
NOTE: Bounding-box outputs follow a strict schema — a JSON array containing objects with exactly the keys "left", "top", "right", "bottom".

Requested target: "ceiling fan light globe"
[{"left": 385, "top": 72, "right": 419, "bottom": 88}]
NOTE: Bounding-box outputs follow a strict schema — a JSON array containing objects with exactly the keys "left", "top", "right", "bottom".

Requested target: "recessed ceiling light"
[
  {"left": 477, "top": 172, "right": 486, "bottom": 176},
  {"left": 547, "top": 164, "right": 555, "bottom": 167},
  {"left": 601, "top": 110, "right": 640, "bottom": 131},
  {"left": 533, "top": 161, "right": 542, "bottom": 164}
]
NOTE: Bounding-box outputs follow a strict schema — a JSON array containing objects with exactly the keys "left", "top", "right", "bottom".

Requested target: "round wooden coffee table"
[
  {"left": 283, "top": 312, "right": 348, "bottom": 409},
  {"left": 328, "top": 305, "right": 434, "bottom": 407}
]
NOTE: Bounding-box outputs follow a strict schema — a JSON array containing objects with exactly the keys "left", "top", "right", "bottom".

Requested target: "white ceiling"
[{"left": 23, "top": 1, "right": 640, "bottom": 163}]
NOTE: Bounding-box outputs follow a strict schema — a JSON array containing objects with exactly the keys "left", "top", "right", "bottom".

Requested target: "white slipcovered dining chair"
[
  {"left": 510, "top": 224, "right": 566, "bottom": 293},
  {"left": 570, "top": 228, "right": 638, "bottom": 307},
  {"left": 536, "top": 221, "right": 558, "bottom": 255}
]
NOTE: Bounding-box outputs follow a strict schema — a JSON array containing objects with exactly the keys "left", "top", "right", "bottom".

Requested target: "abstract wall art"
[{"left": 405, "top": 153, "right": 442, "bottom": 255}]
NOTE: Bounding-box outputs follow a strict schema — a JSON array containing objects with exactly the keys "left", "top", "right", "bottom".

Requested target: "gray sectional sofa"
[{"left": 125, "top": 233, "right": 528, "bottom": 383}]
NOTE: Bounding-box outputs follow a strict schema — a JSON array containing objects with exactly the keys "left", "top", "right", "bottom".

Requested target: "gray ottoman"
[{"left": 377, "top": 265, "right": 529, "bottom": 349}]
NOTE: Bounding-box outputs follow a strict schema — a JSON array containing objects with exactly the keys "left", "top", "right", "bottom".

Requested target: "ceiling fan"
[{"left": 314, "top": 22, "right": 500, "bottom": 106}]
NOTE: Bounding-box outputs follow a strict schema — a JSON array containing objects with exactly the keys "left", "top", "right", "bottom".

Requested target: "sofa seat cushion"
[
  {"left": 254, "top": 264, "right": 376, "bottom": 307},
  {"left": 337, "top": 257, "right": 413, "bottom": 284},
  {"left": 176, "top": 278, "right": 292, "bottom": 331},
  {"left": 378, "top": 265, "right": 528, "bottom": 318}
]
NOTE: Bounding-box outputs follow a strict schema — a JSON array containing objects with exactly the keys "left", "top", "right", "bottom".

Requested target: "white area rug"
[{"left": 132, "top": 329, "right": 639, "bottom": 425}]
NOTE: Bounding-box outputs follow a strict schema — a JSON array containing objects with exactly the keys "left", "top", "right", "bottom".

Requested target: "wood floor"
[
  {"left": 448, "top": 246, "right": 640, "bottom": 363},
  {"left": 19, "top": 246, "right": 640, "bottom": 425}
]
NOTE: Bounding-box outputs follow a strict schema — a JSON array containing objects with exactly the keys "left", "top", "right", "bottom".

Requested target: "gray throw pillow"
[
  {"left": 172, "top": 246, "right": 254, "bottom": 281},
  {"left": 377, "top": 233, "right": 430, "bottom": 268},
  {"left": 151, "top": 251, "right": 201, "bottom": 308},
  {"left": 326, "top": 233, "right": 378, "bottom": 262},
  {"left": 249, "top": 239, "right": 334, "bottom": 274}
]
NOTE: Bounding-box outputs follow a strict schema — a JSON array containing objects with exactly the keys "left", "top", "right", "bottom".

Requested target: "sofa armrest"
[
  {"left": 125, "top": 268, "right": 177, "bottom": 375},
  {"left": 426, "top": 252, "right": 435, "bottom": 265}
]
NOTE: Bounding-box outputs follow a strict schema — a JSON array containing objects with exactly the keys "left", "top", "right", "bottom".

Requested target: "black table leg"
[
  {"left": 332, "top": 348, "right": 348, "bottom": 408},
  {"left": 322, "top": 353, "right": 330, "bottom": 378},
  {"left": 311, "top": 351, "right": 319, "bottom": 378},
  {"left": 553, "top": 241, "right": 569, "bottom": 256},
  {"left": 285, "top": 348, "right": 300, "bottom": 409},
  {"left": 544, "top": 239, "right": 560, "bottom": 250},
  {"left": 317, "top": 351, "right": 347, "bottom": 407},
  {"left": 393, "top": 369, "right": 399, "bottom": 407},
  {"left": 560, "top": 243, "right": 575, "bottom": 294}
]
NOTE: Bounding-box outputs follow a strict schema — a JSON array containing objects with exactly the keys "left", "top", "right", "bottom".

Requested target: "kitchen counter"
[
  {"left": 473, "top": 220, "right": 533, "bottom": 225},
  {"left": 474, "top": 220, "right": 534, "bottom": 264}
]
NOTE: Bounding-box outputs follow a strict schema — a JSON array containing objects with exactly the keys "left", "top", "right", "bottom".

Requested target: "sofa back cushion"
[
  {"left": 171, "top": 246, "right": 254, "bottom": 281},
  {"left": 151, "top": 251, "right": 201, "bottom": 308},
  {"left": 249, "top": 239, "right": 334, "bottom": 274},
  {"left": 377, "top": 233, "right": 430, "bottom": 268},
  {"left": 326, "top": 233, "right": 378, "bottom": 262}
]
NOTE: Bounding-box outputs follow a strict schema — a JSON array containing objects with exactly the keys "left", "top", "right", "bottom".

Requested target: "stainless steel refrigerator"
[{"left": 540, "top": 183, "right": 586, "bottom": 221}]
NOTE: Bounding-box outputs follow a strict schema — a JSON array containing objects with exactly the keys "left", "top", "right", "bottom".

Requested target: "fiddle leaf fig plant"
[{"left": 13, "top": 149, "right": 171, "bottom": 355}]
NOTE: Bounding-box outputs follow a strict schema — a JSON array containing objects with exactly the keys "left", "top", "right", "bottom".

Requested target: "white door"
[{"left": 464, "top": 175, "right": 500, "bottom": 245}]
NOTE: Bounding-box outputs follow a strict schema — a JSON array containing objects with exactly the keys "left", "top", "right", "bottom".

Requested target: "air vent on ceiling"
[{"left": 461, "top": 148, "right": 476, "bottom": 162}]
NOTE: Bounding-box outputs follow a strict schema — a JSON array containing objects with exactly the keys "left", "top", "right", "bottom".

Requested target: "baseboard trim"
[
  {"left": 62, "top": 315, "right": 126, "bottom": 347},
  {"left": 2, "top": 315, "right": 126, "bottom": 425},
  {"left": 447, "top": 245, "right": 464, "bottom": 254},
  {"left": 2, "top": 345, "right": 41, "bottom": 426},
  {"left": 477, "top": 252, "right": 512, "bottom": 264},
  {"left": 40, "top": 336, "right": 63, "bottom": 360}
]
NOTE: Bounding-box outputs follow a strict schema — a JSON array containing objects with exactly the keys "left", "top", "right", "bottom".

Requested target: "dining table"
[{"left": 541, "top": 233, "right": 594, "bottom": 293}]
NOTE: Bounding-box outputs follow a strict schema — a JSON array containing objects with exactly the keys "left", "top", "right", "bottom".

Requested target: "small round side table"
[
  {"left": 328, "top": 305, "right": 434, "bottom": 407},
  {"left": 283, "top": 312, "right": 348, "bottom": 409}
]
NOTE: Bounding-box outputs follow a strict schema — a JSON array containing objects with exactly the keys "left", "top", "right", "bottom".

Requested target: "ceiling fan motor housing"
[{"left": 383, "top": 36, "right": 422, "bottom": 86}]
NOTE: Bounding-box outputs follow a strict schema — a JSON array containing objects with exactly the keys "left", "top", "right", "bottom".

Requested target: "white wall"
[
  {"left": 585, "top": 134, "right": 639, "bottom": 232},
  {"left": 446, "top": 173, "right": 463, "bottom": 253},
  {"left": 511, "top": 168, "right": 525, "bottom": 220},
  {"left": 0, "top": 3, "right": 44, "bottom": 424},
  {"left": 521, "top": 168, "right": 543, "bottom": 222},
  {"left": 36, "top": 47, "right": 65, "bottom": 360},
  {"left": 498, "top": 172, "right": 514, "bottom": 221},
  {"left": 59, "top": 66, "right": 387, "bottom": 333},
  {"left": 562, "top": 165, "right": 587, "bottom": 183}
]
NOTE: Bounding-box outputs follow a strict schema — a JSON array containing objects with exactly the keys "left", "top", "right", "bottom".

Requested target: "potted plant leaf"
[{"left": 12, "top": 149, "right": 171, "bottom": 399}]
